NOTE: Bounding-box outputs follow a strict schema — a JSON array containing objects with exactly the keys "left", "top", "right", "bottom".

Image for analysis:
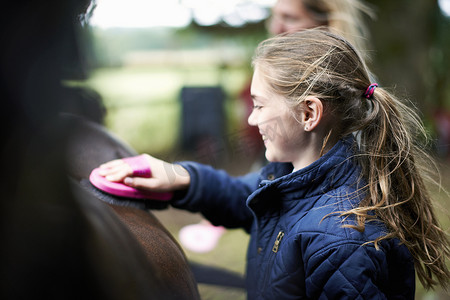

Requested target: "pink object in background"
[{"left": 179, "top": 221, "right": 226, "bottom": 253}]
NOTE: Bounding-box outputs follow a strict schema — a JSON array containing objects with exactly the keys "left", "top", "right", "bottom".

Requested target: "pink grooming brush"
[{"left": 89, "top": 155, "right": 172, "bottom": 201}]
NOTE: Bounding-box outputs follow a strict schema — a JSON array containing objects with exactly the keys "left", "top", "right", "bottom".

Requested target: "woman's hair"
[
  {"left": 301, "top": 0, "right": 375, "bottom": 57},
  {"left": 252, "top": 28, "right": 450, "bottom": 290}
]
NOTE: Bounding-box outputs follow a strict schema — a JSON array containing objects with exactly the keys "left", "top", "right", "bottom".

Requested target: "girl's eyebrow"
[{"left": 251, "top": 94, "right": 266, "bottom": 102}]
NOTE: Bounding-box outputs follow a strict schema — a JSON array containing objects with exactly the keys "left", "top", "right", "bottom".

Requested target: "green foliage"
[
  {"left": 90, "top": 27, "right": 179, "bottom": 67},
  {"left": 81, "top": 65, "right": 249, "bottom": 156}
]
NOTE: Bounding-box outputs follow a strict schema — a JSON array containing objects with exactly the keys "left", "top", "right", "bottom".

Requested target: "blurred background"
[{"left": 68, "top": 0, "right": 450, "bottom": 298}]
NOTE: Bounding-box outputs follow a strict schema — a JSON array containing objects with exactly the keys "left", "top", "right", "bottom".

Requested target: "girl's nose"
[{"left": 248, "top": 110, "right": 257, "bottom": 126}]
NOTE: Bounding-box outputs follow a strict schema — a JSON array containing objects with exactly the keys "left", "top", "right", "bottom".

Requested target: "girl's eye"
[{"left": 253, "top": 105, "right": 263, "bottom": 110}]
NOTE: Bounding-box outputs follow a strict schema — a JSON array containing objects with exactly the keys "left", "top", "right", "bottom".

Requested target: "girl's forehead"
[
  {"left": 251, "top": 71, "right": 290, "bottom": 108},
  {"left": 252, "top": 66, "right": 271, "bottom": 85},
  {"left": 250, "top": 68, "right": 268, "bottom": 96}
]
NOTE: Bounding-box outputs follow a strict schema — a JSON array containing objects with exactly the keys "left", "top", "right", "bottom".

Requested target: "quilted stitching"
[{"left": 173, "top": 137, "right": 415, "bottom": 299}]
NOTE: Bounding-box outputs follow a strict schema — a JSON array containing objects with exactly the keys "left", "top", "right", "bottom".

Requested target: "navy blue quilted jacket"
[{"left": 172, "top": 137, "right": 415, "bottom": 299}]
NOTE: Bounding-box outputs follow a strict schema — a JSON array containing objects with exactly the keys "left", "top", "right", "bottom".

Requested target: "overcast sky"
[
  {"left": 89, "top": 0, "right": 277, "bottom": 28},
  {"left": 89, "top": 0, "right": 450, "bottom": 29}
]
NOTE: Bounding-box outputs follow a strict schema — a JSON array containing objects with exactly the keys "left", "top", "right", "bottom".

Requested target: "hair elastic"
[{"left": 363, "top": 83, "right": 378, "bottom": 99}]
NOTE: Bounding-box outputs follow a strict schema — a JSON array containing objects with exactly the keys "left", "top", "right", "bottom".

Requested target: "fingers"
[
  {"left": 99, "top": 158, "right": 125, "bottom": 169},
  {"left": 123, "top": 177, "right": 167, "bottom": 192},
  {"left": 96, "top": 154, "right": 191, "bottom": 192},
  {"left": 123, "top": 170, "right": 184, "bottom": 192},
  {"left": 98, "top": 159, "right": 133, "bottom": 182}
]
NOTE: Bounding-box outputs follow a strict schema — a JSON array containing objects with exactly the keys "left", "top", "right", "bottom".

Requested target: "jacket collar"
[{"left": 247, "top": 136, "right": 360, "bottom": 214}]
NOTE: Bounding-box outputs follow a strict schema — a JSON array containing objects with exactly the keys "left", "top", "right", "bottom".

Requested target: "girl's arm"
[
  {"left": 98, "top": 154, "right": 259, "bottom": 231},
  {"left": 171, "top": 161, "right": 259, "bottom": 232}
]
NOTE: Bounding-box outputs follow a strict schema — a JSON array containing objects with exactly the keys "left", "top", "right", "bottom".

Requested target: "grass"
[
  {"left": 81, "top": 65, "right": 450, "bottom": 299},
  {"left": 82, "top": 65, "right": 250, "bottom": 156}
]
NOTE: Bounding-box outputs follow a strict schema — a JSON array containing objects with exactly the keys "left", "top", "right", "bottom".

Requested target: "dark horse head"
[{"left": 0, "top": 1, "right": 199, "bottom": 299}]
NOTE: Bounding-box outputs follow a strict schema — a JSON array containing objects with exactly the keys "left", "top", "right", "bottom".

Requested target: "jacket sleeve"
[
  {"left": 305, "top": 244, "right": 388, "bottom": 299},
  {"left": 170, "top": 161, "right": 260, "bottom": 232}
]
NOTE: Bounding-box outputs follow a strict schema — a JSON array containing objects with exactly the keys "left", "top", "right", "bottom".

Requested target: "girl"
[
  {"left": 98, "top": 29, "right": 450, "bottom": 298},
  {"left": 179, "top": 0, "right": 377, "bottom": 255}
]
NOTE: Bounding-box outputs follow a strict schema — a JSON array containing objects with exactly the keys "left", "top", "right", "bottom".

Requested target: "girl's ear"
[{"left": 301, "top": 96, "right": 323, "bottom": 131}]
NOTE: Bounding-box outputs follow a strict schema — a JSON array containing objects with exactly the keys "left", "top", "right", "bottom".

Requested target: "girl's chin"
[
  {"left": 264, "top": 150, "right": 276, "bottom": 163},
  {"left": 265, "top": 149, "right": 290, "bottom": 164}
]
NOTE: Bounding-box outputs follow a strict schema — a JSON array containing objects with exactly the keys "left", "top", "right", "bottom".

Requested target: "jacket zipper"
[
  {"left": 272, "top": 230, "right": 285, "bottom": 253},
  {"left": 259, "top": 230, "right": 285, "bottom": 297}
]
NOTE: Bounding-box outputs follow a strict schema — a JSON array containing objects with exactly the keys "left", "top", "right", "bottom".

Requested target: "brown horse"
[
  {"left": 65, "top": 114, "right": 200, "bottom": 299},
  {"left": 1, "top": 1, "right": 199, "bottom": 298},
  {"left": 1, "top": 116, "right": 201, "bottom": 299}
]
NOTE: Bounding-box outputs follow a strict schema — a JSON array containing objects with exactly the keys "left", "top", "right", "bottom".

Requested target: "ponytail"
[{"left": 345, "top": 86, "right": 450, "bottom": 290}]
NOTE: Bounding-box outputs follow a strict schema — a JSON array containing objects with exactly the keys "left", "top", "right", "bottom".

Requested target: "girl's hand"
[{"left": 98, "top": 154, "right": 190, "bottom": 192}]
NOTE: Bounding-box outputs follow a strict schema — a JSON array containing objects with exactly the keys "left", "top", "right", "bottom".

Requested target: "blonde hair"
[
  {"left": 252, "top": 29, "right": 450, "bottom": 290},
  {"left": 301, "top": 0, "right": 375, "bottom": 57}
]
